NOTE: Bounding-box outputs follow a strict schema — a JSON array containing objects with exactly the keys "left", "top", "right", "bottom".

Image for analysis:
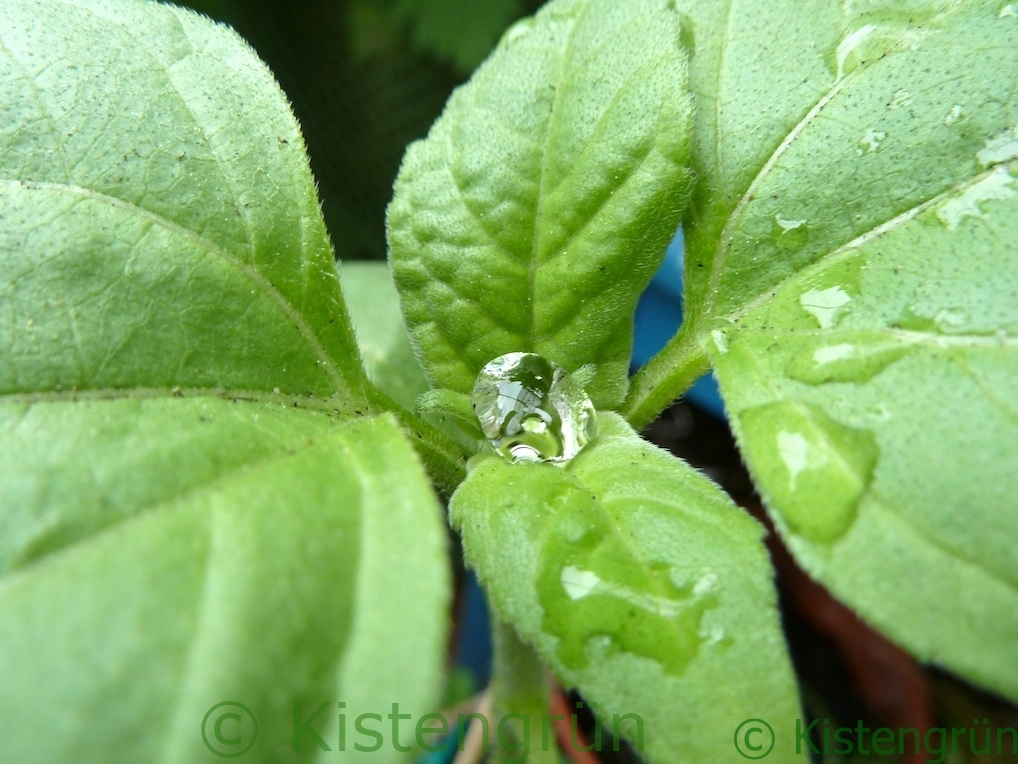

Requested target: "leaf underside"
[
  {"left": 452, "top": 413, "right": 805, "bottom": 762},
  {"left": 675, "top": 0, "right": 1018, "bottom": 699},
  {"left": 0, "top": 2, "right": 449, "bottom": 762}
]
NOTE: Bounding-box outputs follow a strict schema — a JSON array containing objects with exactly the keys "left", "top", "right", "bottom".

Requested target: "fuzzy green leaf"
[
  {"left": 387, "top": 0, "right": 694, "bottom": 409},
  {"left": 0, "top": 2, "right": 450, "bottom": 760},
  {"left": 0, "top": 404, "right": 449, "bottom": 763},
  {"left": 0, "top": 0, "right": 365, "bottom": 402},
  {"left": 675, "top": 0, "right": 1018, "bottom": 699},
  {"left": 343, "top": 261, "right": 429, "bottom": 410},
  {"left": 451, "top": 413, "right": 804, "bottom": 762}
]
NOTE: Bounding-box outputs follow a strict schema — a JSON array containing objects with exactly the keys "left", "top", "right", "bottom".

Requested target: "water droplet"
[
  {"left": 944, "top": 104, "right": 964, "bottom": 126},
  {"left": 937, "top": 166, "right": 1017, "bottom": 230},
  {"left": 504, "top": 19, "right": 532, "bottom": 44},
  {"left": 786, "top": 333, "right": 912, "bottom": 385},
  {"left": 800, "top": 286, "right": 852, "bottom": 329},
  {"left": 857, "top": 128, "right": 887, "bottom": 154},
  {"left": 537, "top": 499, "right": 716, "bottom": 675},
  {"left": 1000, "top": 3, "right": 1017, "bottom": 18},
  {"left": 740, "top": 401, "right": 878, "bottom": 543},
  {"left": 710, "top": 329, "right": 729, "bottom": 354},
  {"left": 472, "top": 352, "right": 597, "bottom": 464},
  {"left": 835, "top": 24, "right": 877, "bottom": 78},
  {"left": 888, "top": 89, "right": 912, "bottom": 110},
  {"left": 561, "top": 566, "right": 601, "bottom": 600},
  {"left": 775, "top": 214, "right": 806, "bottom": 232},
  {"left": 977, "top": 127, "right": 1018, "bottom": 168},
  {"left": 773, "top": 215, "right": 809, "bottom": 250},
  {"left": 892, "top": 305, "right": 974, "bottom": 336}
]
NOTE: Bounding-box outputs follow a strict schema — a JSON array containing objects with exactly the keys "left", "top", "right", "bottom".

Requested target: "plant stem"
[
  {"left": 622, "top": 322, "right": 711, "bottom": 431},
  {"left": 364, "top": 383, "right": 468, "bottom": 494},
  {"left": 491, "top": 617, "right": 558, "bottom": 764}
]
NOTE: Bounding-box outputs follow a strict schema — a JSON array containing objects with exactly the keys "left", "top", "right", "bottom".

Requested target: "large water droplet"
[
  {"left": 471, "top": 352, "right": 597, "bottom": 464},
  {"left": 536, "top": 498, "right": 716, "bottom": 675}
]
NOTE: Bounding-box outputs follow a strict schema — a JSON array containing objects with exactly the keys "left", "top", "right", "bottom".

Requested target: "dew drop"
[
  {"left": 472, "top": 352, "right": 597, "bottom": 464},
  {"left": 944, "top": 104, "right": 964, "bottom": 126},
  {"left": 785, "top": 333, "right": 912, "bottom": 385},
  {"left": 800, "top": 286, "right": 852, "bottom": 329},
  {"left": 740, "top": 401, "right": 878, "bottom": 543},
  {"left": 857, "top": 128, "right": 886, "bottom": 154},
  {"left": 773, "top": 214, "right": 809, "bottom": 250},
  {"left": 835, "top": 24, "right": 876, "bottom": 79},
  {"left": 977, "top": 127, "right": 1018, "bottom": 168},
  {"left": 504, "top": 19, "right": 532, "bottom": 44},
  {"left": 1000, "top": 3, "right": 1017, "bottom": 18},
  {"left": 937, "top": 166, "right": 1017, "bottom": 230},
  {"left": 711, "top": 329, "right": 729, "bottom": 354},
  {"left": 888, "top": 89, "right": 912, "bottom": 110},
  {"left": 537, "top": 501, "right": 715, "bottom": 676}
]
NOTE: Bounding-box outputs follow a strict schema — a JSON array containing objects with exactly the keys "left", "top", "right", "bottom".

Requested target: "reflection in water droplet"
[
  {"left": 937, "top": 166, "right": 1017, "bottom": 230},
  {"left": 472, "top": 352, "right": 597, "bottom": 464},
  {"left": 740, "top": 401, "right": 878, "bottom": 543},
  {"left": 800, "top": 286, "right": 852, "bottom": 329}
]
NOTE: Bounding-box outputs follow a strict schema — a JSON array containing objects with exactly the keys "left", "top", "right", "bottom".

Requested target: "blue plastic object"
[{"left": 632, "top": 228, "right": 727, "bottom": 419}]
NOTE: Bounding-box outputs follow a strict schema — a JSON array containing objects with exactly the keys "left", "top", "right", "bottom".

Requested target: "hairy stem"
[
  {"left": 364, "top": 383, "right": 468, "bottom": 494},
  {"left": 622, "top": 321, "right": 711, "bottom": 431},
  {"left": 491, "top": 617, "right": 558, "bottom": 764}
]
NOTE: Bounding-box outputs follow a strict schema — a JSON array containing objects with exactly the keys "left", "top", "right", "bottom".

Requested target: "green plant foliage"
[
  {"left": 343, "top": 261, "right": 430, "bottom": 410},
  {"left": 451, "top": 413, "right": 804, "bottom": 761},
  {"left": 0, "top": 2, "right": 449, "bottom": 761},
  {"left": 672, "top": 0, "right": 1018, "bottom": 699},
  {"left": 0, "top": 405, "right": 449, "bottom": 763},
  {"left": 0, "top": 0, "right": 366, "bottom": 401},
  {"left": 391, "top": 0, "right": 527, "bottom": 74},
  {"left": 387, "top": 0, "right": 694, "bottom": 409}
]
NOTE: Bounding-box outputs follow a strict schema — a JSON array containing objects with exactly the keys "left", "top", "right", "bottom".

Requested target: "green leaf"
[
  {"left": 0, "top": 404, "right": 449, "bottom": 763},
  {"left": 387, "top": 0, "right": 694, "bottom": 409},
  {"left": 1, "top": 2, "right": 450, "bottom": 760},
  {"left": 674, "top": 0, "right": 1018, "bottom": 699},
  {"left": 343, "top": 261, "right": 429, "bottom": 410},
  {"left": 0, "top": 0, "right": 365, "bottom": 402},
  {"left": 391, "top": 0, "right": 526, "bottom": 74},
  {"left": 450, "top": 413, "right": 804, "bottom": 762}
]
